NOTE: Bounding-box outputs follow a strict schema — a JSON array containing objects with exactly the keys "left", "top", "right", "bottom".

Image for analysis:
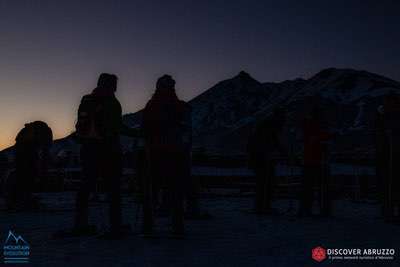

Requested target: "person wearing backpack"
[
  {"left": 68, "top": 73, "right": 136, "bottom": 239},
  {"left": 0, "top": 153, "right": 8, "bottom": 194},
  {"left": 7, "top": 121, "right": 52, "bottom": 211}
]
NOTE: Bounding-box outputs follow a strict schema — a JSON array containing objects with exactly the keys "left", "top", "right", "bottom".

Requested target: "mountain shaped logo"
[{"left": 4, "top": 230, "right": 29, "bottom": 246}]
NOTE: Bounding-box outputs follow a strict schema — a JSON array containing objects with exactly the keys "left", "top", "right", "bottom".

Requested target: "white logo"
[{"left": 3, "top": 230, "right": 30, "bottom": 264}]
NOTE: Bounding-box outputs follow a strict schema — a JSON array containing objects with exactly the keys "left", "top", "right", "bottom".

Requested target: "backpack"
[
  {"left": 16, "top": 121, "right": 52, "bottom": 148},
  {"left": 75, "top": 94, "right": 105, "bottom": 141}
]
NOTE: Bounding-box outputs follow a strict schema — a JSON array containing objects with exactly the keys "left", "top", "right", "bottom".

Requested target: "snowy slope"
[{"left": 200, "top": 68, "right": 400, "bottom": 155}]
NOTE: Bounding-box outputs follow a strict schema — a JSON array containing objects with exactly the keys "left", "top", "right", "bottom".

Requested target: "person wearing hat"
[
  {"left": 142, "top": 75, "right": 187, "bottom": 237},
  {"left": 60, "top": 73, "right": 138, "bottom": 239}
]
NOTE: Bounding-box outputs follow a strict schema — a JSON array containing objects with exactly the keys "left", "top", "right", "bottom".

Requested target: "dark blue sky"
[{"left": 0, "top": 0, "right": 399, "bottom": 148}]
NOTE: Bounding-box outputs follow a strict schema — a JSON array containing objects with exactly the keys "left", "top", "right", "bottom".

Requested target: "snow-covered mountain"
[
  {"left": 124, "top": 68, "right": 400, "bottom": 157},
  {"left": 189, "top": 71, "right": 305, "bottom": 137},
  {"left": 2, "top": 68, "right": 400, "bottom": 160}
]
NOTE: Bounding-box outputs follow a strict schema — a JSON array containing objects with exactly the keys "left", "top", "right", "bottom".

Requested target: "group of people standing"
[
  {"left": 247, "top": 105, "right": 332, "bottom": 218},
  {"left": 247, "top": 93, "right": 400, "bottom": 223},
  {"left": 3, "top": 73, "right": 399, "bottom": 241},
  {"left": 71, "top": 73, "right": 194, "bottom": 238},
  {"left": 6, "top": 73, "right": 196, "bottom": 239}
]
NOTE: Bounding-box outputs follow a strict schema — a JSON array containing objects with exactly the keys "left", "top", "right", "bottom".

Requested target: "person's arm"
[
  {"left": 181, "top": 104, "right": 192, "bottom": 147},
  {"left": 109, "top": 98, "right": 142, "bottom": 138}
]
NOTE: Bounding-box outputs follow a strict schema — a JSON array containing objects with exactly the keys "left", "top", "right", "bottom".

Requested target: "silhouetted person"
[
  {"left": 142, "top": 75, "right": 186, "bottom": 237},
  {"left": 247, "top": 108, "right": 287, "bottom": 214},
  {"left": 133, "top": 136, "right": 146, "bottom": 195},
  {"left": 376, "top": 93, "right": 400, "bottom": 222},
  {"left": 181, "top": 103, "right": 202, "bottom": 218},
  {"left": 376, "top": 105, "right": 389, "bottom": 219},
  {"left": 298, "top": 107, "right": 331, "bottom": 217},
  {"left": 69, "top": 73, "right": 136, "bottom": 238},
  {"left": 0, "top": 153, "right": 8, "bottom": 193},
  {"left": 7, "top": 121, "right": 52, "bottom": 211}
]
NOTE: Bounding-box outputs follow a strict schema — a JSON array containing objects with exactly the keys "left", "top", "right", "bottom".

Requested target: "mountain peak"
[
  {"left": 231, "top": 71, "right": 258, "bottom": 83},
  {"left": 238, "top": 70, "right": 250, "bottom": 77},
  {"left": 312, "top": 67, "right": 346, "bottom": 80},
  {"left": 311, "top": 68, "right": 400, "bottom": 87}
]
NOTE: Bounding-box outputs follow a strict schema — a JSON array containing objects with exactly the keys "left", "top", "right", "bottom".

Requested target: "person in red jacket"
[
  {"left": 142, "top": 75, "right": 187, "bottom": 237},
  {"left": 299, "top": 106, "right": 331, "bottom": 217}
]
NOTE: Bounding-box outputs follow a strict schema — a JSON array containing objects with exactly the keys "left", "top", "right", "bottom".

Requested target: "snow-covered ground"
[{"left": 0, "top": 193, "right": 398, "bottom": 267}]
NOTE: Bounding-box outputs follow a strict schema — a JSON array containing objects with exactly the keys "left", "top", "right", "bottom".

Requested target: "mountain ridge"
[{"left": 2, "top": 67, "right": 399, "bottom": 158}]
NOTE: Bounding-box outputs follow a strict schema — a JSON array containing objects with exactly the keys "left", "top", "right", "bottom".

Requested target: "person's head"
[
  {"left": 383, "top": 91, "right": 400, "bottom": 113},
  {"left": 156, "top": 75, "right": 175, "bottom": 91},
  {"left": 257, "top": 108, "right": 286, "bottom": 133},
  {"left": 97, "top": 73, "right": 118, "bottom": 92},
  {"left": 31, "top": 121, "right": 53, "bottom": 148},
  {"left": 309, "top": 105, "right": 321, "bottom": 121},
  {"left": 272, "top": 107, "right": 286, "bottom": 124},
  {"left": 304, "top": 96, "right": 321, "bottom": 117},
  {"left": 16, "top": 121, "right": 52, "bottom": 148}
]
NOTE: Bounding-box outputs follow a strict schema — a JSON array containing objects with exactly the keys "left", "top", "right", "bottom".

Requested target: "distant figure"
[
  {"left": 181, "top": 104, "right": 202, "bottom": 218},
  {"left": 67, "top": 73, "right": 137, "bottom": 239},
  {"left": 247, "top": 108, "right": 287, "bottom": 214},
  {"left": 298, "top": 107, "right": 331, "bottom": 217},
  {"left": 0, "top": 153, "right": 8, "bottom": 193},
  {"left": 7, "top": 121, "right": 52, "bottom": 210},
  {"left": 376, "top": 104, "right": 388, "bottom": 219},
  {"left": 133, "top": 135, "right": 147, "bottom": 195},
  {"left": 142, "top": 75, "right": 187, "bottom": 237},
  {"left": 375, "top": 93, "right": 400, "bottom": 222}
]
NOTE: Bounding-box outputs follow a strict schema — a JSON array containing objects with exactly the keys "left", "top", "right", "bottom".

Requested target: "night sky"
[{"left": 1, "top": 0, "right": 399, "bottom": 149}]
